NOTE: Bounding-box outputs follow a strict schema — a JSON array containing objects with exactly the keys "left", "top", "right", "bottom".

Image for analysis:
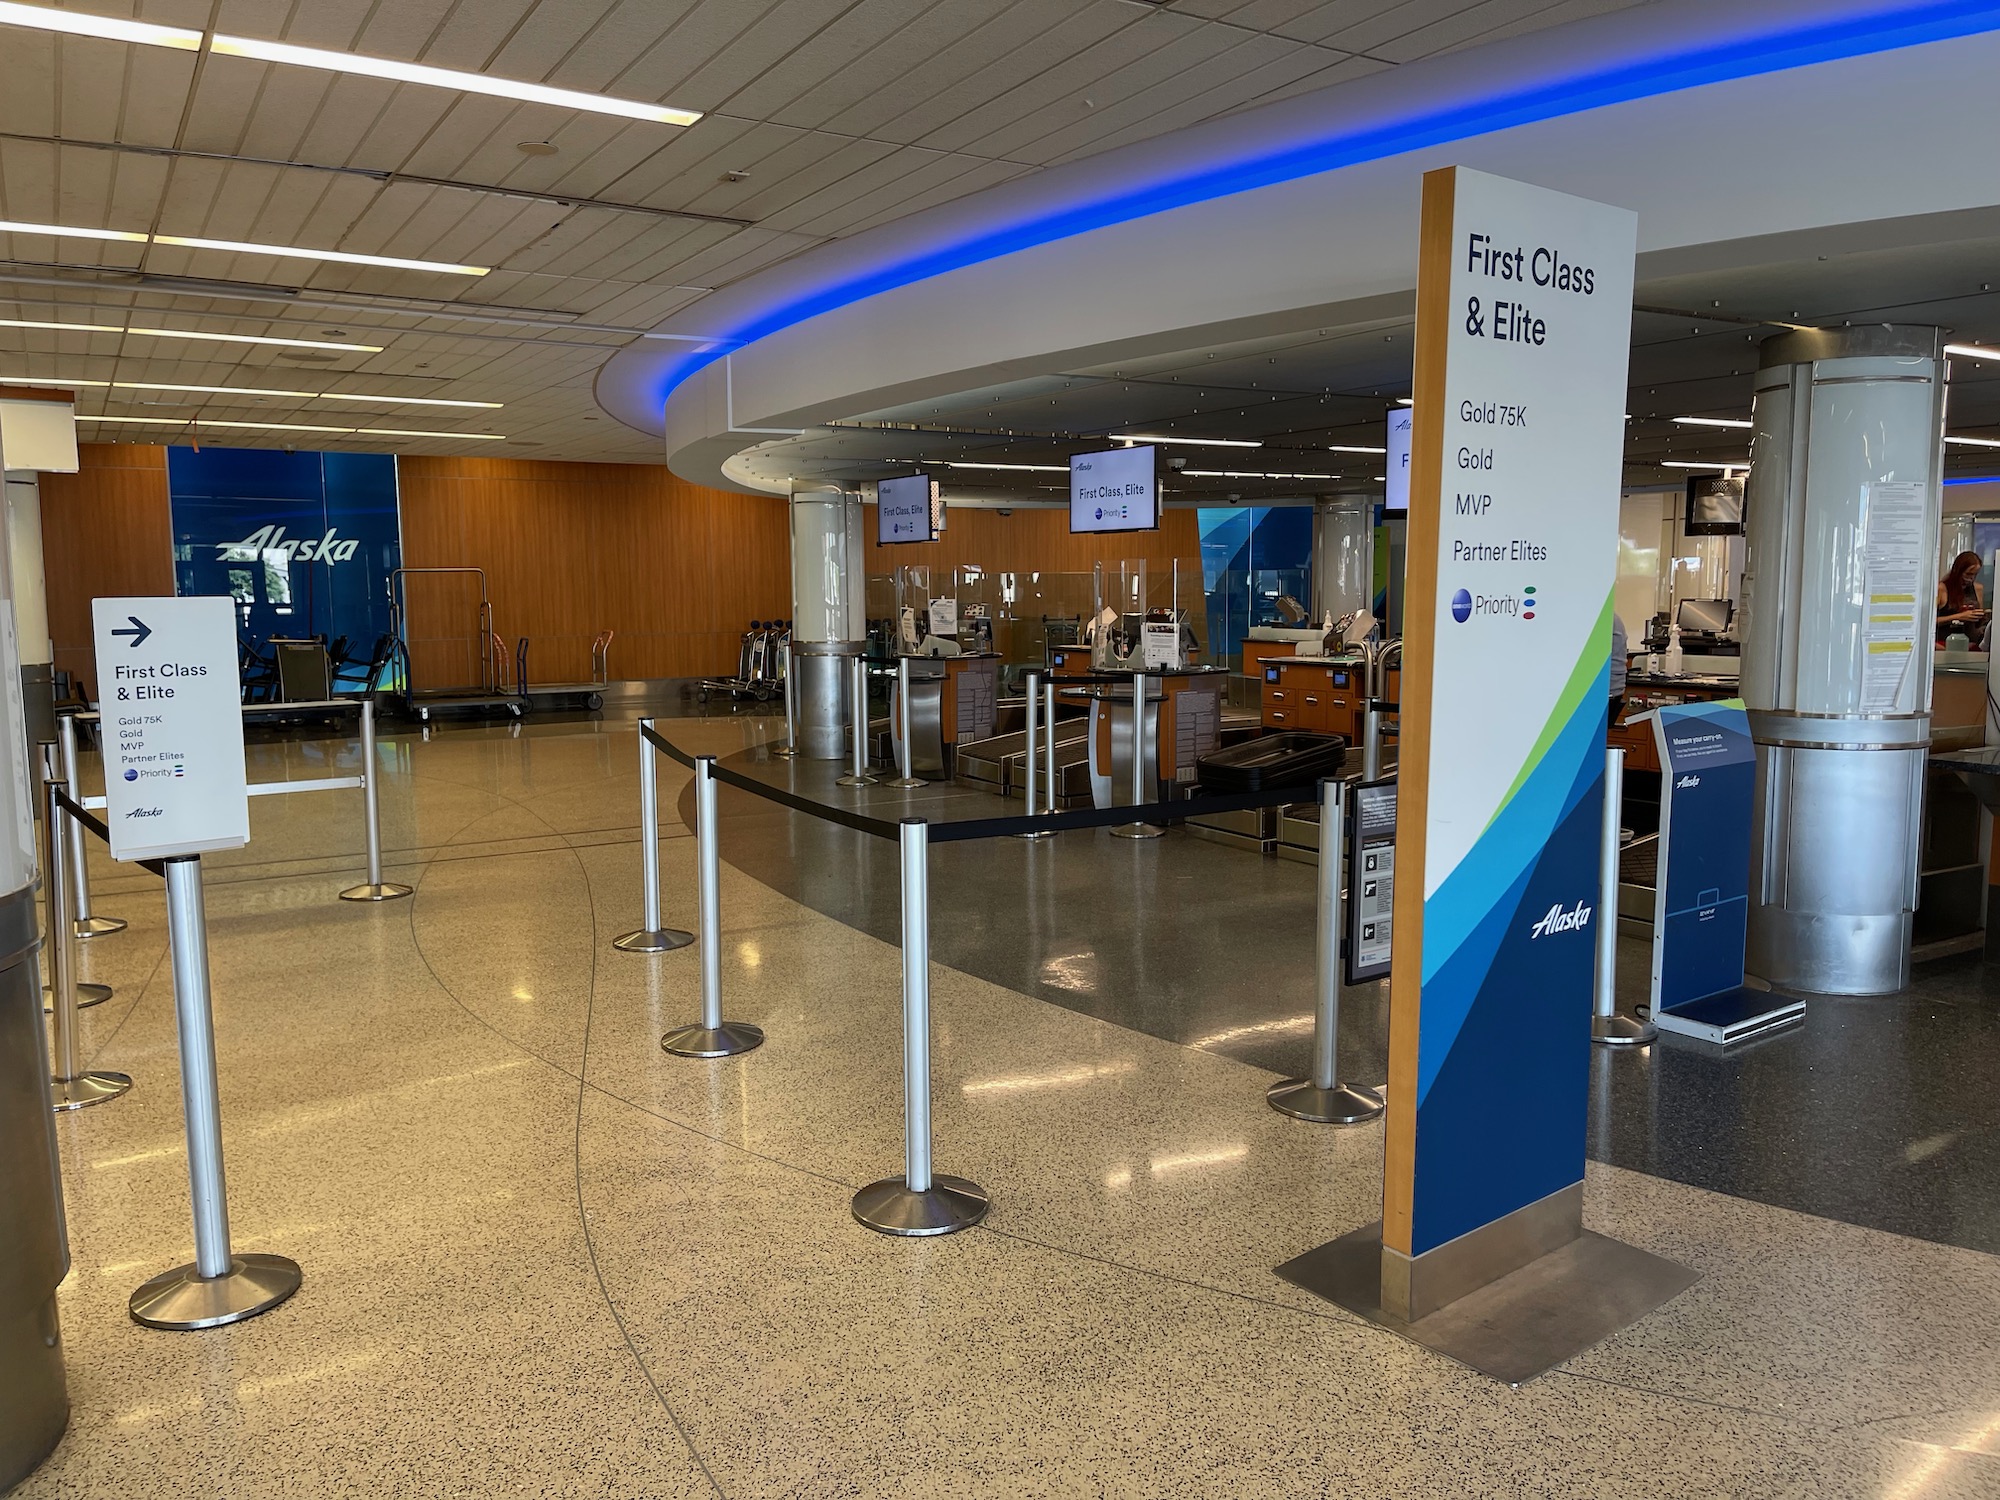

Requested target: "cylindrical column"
[
  {"left": 339, "top": 697, "right": 413, "bottom": 902},
  {"left": 851, "top": 819, "right": 989, "bottom": 1236},
  {"left": 1113, "top": 672, "right": 1164, "bottom": 840},
  {"left": 1044, "top": 679, "right": 1058, "bottom": 815},
  {"left": 772, "top": 640, "right": 799, "bottom": 759},
  {"left": 1268, "top": 779, "right": 1383, "bottom": 1123},
  {"left": 1591, "top": 748, "right": 1654, "bottom": 1045},
  {"left": 128, "top": 857, "right": 301, "bottom": 1329},
  {"left": 42, "top": 775, "right": 128, "bottom": 1110},
  {"left": 837, "top": 655, "right": 877, "bottom": 787},
  {"left": 789, "top": 483, "right": 865, "bottom": 760},
  {"left": 1016, "top": 671, "right": 1053, "bottom": 839},
  {"left": 615, "top": 719, "right": 692, "bottom": 953},
  {"left": 661, "top": 756, "right": 762, "bottom": 1057},
  {"left": 1362, "top": 706, "right": 1383, "bottom": 781},
  {"left": 1740, "top": 325, "right": 1944, "bottom": 994},
  {"left": 1312, "top": 495, "right": 1376, "bottom": 626},
  {"left": 884, "top": 656, "right": 926, "bottom": 789},
  {"left": 59, "top": 713, "right": 122, "bottom": 938}
]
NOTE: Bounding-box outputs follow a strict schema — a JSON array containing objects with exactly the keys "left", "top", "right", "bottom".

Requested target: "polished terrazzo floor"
[{"left": 23, "top": 713, "right": 2000, "bottom": 1498}]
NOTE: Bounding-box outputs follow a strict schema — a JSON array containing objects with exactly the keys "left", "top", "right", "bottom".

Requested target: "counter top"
[{"left": 1624, "top": 672, "right": 1741, "bottom": 690}]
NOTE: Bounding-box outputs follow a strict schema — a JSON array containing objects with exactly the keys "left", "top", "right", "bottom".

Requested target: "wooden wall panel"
[
  {"left": 40, "top": 444, "right": 174, "bottom": 693},
  {"left": 395, "top": 457, "right": 791, "bottom": 685}
]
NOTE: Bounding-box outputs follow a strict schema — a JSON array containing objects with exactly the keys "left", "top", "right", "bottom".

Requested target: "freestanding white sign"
[{"left": 93, "top": 596, "right": 249, "bottom": 862}]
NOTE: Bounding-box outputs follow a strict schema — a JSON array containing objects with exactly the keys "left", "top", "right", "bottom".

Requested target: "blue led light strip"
[{"left": 654, "top": 0, "right": 2000, "bottom": 410}]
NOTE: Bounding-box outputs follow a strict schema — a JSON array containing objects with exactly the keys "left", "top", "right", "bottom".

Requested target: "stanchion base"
[
  {"left": 1111, "top": 822, "right": 1165, "bottom": 840},
  {"left": 1592, "top": 1012, "right": 1658, "bottom": 1047},
  {"left": 661, "top": 1021, "right": 764, "bottom": 1058},
  {"left": 1013, "top": 828, "right": 1057, "bottom": 840},
  {"left": 45, "top": 981, "right": 112, "bottom": 1010},
  {"left": 835, "top": 773, "right": 877, "bottom": 788},
  {"left": 74, "top": 916, "right": 126, "bottom": 939},
  {"left": 615, "top": 927, "right": 695, "bottom": 954},
  {"left": 1266, "top": 1078, "right": 1385, "bottom": 1124},
  {"left": 852, "top": 1174, "right": 990, "bottom": 1237},
  {"left": 881, "top": 774, "right": 928, "bottom": 789},
  {"left": 771, "top": 743, "right": 800, "bottom": 759},
  {"left": 51, "top": 1070, "right": 132, "bottom": 1111},
  {"left": 129, "top": 1253, "right": 302, "bottom": 1331},
  {"left": 338, "top": 881, "right": 414, "bottom": 903}
]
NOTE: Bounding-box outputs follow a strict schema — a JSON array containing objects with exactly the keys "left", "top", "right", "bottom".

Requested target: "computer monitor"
[
  {"left": 1069, "top": 445, "right": 1159, "bottom": 534},
  {"left": 876, "top": 473, "right": 937, "bottom": 545},
  {"left": 1685, "top": 474, "right": 1745, "bottom": 535},
  {"left": 1676, "top": 598, "right": 1732, "bottom": 636}
]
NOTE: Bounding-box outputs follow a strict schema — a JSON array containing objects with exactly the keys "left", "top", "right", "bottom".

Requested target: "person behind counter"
[{"left": 1937, "top": 551, "right": 1991, "bottom": 647}]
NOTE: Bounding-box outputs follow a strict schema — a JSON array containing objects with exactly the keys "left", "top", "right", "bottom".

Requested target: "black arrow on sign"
[{"left": 110, "top": 616, "right": 152, "bottom": 649}]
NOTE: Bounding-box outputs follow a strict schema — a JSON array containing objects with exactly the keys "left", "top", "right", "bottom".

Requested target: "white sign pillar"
[{"left": 91, "top": 597, "right": 248, "bottom": 862}]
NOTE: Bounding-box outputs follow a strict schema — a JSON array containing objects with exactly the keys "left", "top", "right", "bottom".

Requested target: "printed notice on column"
[{"left": 1860, "top": 482, "right": 1927, "bottom": 712}]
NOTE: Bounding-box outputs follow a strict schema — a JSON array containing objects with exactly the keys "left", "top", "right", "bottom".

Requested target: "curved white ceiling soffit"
[{"left": 594, "top": 0, "right": 2000, "bottom": 493}]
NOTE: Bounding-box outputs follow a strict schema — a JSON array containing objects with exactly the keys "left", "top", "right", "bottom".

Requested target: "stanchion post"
[
  {"left": 883, "top": 656, "right": 926, "bottom": 789},
  {"left": 59, "top": 712, "right": 124, "bottom": 938},
  {"left": 43, "top": 773, "right": 130, "bottom": 1110},
  {"left": 853, "top": 818, "right": 989, "bottom": 1235},
  {"left": 662, "top": 755, "right": 763, "bottom": 1057},
  {"left": 1362, "top": 705, "right": 1383, "bottom": 782},
  {"left": 128, "top": 856, "right": 301, "bottom": 1329},
  {"left": 772, "top": 640, "right": 800, "bottom": 759},
  {"left": 1112, "top": 670, "right": 1163, "bottom": 840},
  {"left": 1592, "top": 746, "right": 1655, "bottom": 1047},
  {"left": 837, "top": 655, "right": 877, "bottom": 788},
  {"left": 616, "top": 718, "right": 693, "bottom": 953},
  {"left": 1268, "top": 778, "right": 1384, "bottom": 1123},
  {"left": 339, "top": 697, "right": 413, "bottom": 902},
  {"left": 1015, "top": 670, "right": 1052, "bottom": 839},
  {"left": 1044, "top": 678, "right": 1058, "bottom": 820}
]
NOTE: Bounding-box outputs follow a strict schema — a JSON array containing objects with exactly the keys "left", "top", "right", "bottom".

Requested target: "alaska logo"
[
  {"left": 1529, "top": 900, "right": 1591, "bottom": 937},
  {"left": 123, "top": 806, "right": 163, "bottom": 819},
  {"left": 1676, "top": 774, "right": 1700, "bottom": 789},
  {"left": 216, "top": 525, "right": 360, "bottom": 565}
]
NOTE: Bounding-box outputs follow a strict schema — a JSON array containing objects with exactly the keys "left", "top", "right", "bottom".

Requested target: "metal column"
[
  {"left": 883, "top": 657, "right": 926, "bottom": 789},
  {"left": 338, "top": 697, "right": 412, "bottom": 902},
  {"left": 43, "top": 775, "right": 128, "bottom": 1110},
  {"left": 1112, "top": 671, "right": 1163, "bottom": 840},
  {"left": 615, "top": 719, "right": 693, "bottom": 953},
  {"left": 58, "top": 713, "right": 122, "bottom": 938},
  {"left": 836, "top": 656, "right": 876, "bottom": 788}
]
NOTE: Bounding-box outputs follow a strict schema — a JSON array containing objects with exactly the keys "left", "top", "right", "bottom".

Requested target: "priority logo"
[
  {"left": 1522, "top": 584, "right": 1539, "bottom": 621},
  {"left": 1450, "top": 588, "right": 1472, "bottom": 623}
]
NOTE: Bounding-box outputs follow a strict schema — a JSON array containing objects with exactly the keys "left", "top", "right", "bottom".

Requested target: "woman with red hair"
[{"left": 1937, "top": 550, "right": 1990, "bottom": 646}]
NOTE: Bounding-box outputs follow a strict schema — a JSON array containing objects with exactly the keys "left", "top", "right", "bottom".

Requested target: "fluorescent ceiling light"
[
  {"left": 4, "top": 374, "right": 496, "bottom": 407},
  {"left": 0, "top": 317, "right": 382, "bottom": 352},
  {"left": 1662, "top": 460, "right": 1746, "bottom": 470},
  {"left": 1111, "top": 433, "right": 1260, "bottom": 448},
  {"left": 0, "top": 375, "right": 108, "bottom": 387},
  {"left": 0, "top": 218, "right": 145, "bottom": 243},
  {"left": 0, "top": 218, "right": 486, "bottom": 275},
  {"left": 77, "top": 414, "right": 504, "bottom": 440},
  {"left": 0, "top": 4, "right": 698, "bottom": 126},
  {"left": 208, "top": 34, "right": 701, "bottom": 127},
  {"left": 1673, "top": 416, "right": 1753, "bottom": 429},
  {"left": 0, "top": 2, "right": 198, "bottom": 48},
  {"left": 116, "top": 380, "right": 499, "bottom": 409},
  {"left": 1326, "top": 444, "right": 1387, "bottom": 454},
  {"left": 946, "top": 461, "right": 1068, "bottom": 473},
  {"left": 1945, "top": 435, "right": 2000, "bottom": 448},
  {"left": 1184, "top": 470, "right": 1343, "bottom": 480},
  {"left": 1394, "top": 398, "right": 1414, "bottom": 406},
  {"left": 153, "top": 234, "right": 486, "bottom": 277},
  {"left": 1946, "top": 343, "right": 2000, "bottom": 362}
]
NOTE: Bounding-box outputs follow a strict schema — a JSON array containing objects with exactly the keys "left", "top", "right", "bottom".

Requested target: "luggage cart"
[
  {"left": 698, "top": 621, "right": 788, "bottom": 703},
  {"left": 388, "top": 567, "right": 524, "bottom": 722},
  {"left": 515, "top": 631, "right": 610, "bottom": 713}
]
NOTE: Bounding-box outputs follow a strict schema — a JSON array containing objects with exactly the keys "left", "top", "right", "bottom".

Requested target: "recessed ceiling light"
[
  {"left": 1109, "top": 433, "right": 1260, "bottom": 448},
  {"left": 1662, "top": 460, "right": 1747, "bottom": 469},
  {"left": 0, "top": 316, "right": 381, "bottom": 351},
  {"left": 1672, "top": 416, "right": 1753, "bottom": 429},
  {"left": 1326, "top": 444, "right": 1387, "bottom": 454},
  {"left": 0, "top": 218, "right": 145, "bottom": 243},
  {"left": 76, "top": 414, "right": 506, "bottom": 440},
  {"left": 1946, "top": 343, "right": 2000, "bottom": 362},
  {"left": 945, "top": 461, "right": 1068, "bottom": 473},
  {"left": 1945, "top": 435, "right": 2000, "bottom": 448},
  {"left": 0, "top": 5, "right": 700, "bottom": 126},
  {"left": 516, "top": 141, "right": 559, "bottom": 156},
  {"left": 1184, "top": 470, "right": 1343, "bottom": 480}
]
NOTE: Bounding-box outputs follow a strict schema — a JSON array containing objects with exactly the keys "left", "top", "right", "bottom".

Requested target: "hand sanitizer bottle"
[{"left": 1662, "top": 623, "right": 1684, "bottom": 677}]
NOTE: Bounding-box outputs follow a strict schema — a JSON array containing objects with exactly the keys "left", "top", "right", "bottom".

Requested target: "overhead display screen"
[
  {"left": 1069, "top": 445, "right": 1159, "bottom": 534},
  {"left": 877, "top": 473, "right": 937, "bottom": 544},
  {"left": 1385, "top": 407, "right": 1413, "bottom": 512}
]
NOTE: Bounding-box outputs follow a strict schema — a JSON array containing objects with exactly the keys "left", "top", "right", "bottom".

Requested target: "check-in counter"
[
  {"left": 889, "top": 654, "right": 999, "bottom": 777},
  {"left": 1085, "top": 667, "right": 1227, "bottom": 806},
  {"left": 1260, "top": 656, "right": 1369, "bottom": 741}
]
